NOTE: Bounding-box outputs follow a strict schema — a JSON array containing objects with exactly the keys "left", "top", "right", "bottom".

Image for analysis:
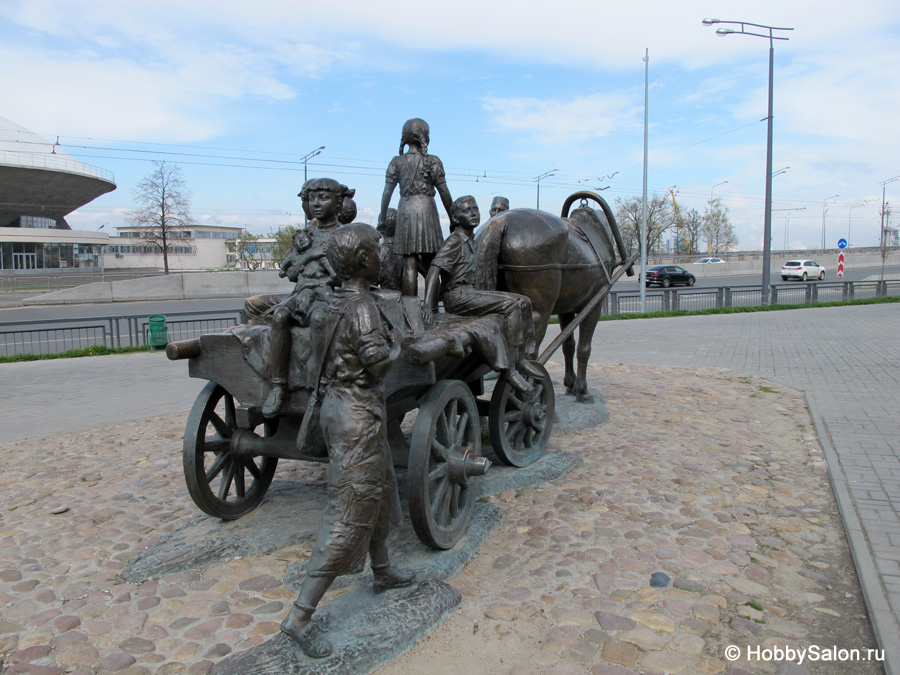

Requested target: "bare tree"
[
  {"left": 701, "top": 198, "right": 738, "bottom": 254},
  {"left": 614, "top": 193, "right": 676, "bottom": 255},
  {"left": 127, "top": 161, "right": 193, "bottom": 274},
  {"left": 680, "top": 207, "right": 703, "bottom": 255}
]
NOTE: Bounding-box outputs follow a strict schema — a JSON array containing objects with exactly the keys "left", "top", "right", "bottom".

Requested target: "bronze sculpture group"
[{"left": 166, "top": 117, "right": 636, "bottom": 661}]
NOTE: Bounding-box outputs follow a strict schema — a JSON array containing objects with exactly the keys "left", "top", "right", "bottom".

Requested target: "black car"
[{"left": 645, "top": 265, "right": 695, "bottom": 288}]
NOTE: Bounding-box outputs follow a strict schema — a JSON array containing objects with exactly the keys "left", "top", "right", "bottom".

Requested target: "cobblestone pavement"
[
  {"left": 0, "top": 303, "right": 896, "bottom": 674},
  {"left": 553, "top": 302, "right": 900, "bottom": 673},
  {"left": 0, "top": 358, "right": 884, "bottom": 674}
]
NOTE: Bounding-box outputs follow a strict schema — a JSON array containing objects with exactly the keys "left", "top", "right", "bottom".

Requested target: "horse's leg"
[
  {"left": 558, "top": 312, "right": 576, "bottom": 394},
  {"left": 574, "top": 303, "right": 604, "bottom": 404}
]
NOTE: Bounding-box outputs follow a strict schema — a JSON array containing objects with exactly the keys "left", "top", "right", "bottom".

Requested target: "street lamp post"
[
  {"left": 774, "top": 206, "right": 805, "bottom": 251},
  {"left": 710, "top": 180, "right": 728, "bottom": 202},
  {"left": 703, "top": 18, "right": 793, "bottom": 305},
  {"left": 301, "top": 145, "right": 326, "bottom": 225},
  {"left": 848, "top": 199, "right": 876, "bottom": 246},
  {"left": 821, "top": 194, "right": 839, "bottom": 249},
  {"left": 534, "top": 169, "right": 557, "bottom": 210}
]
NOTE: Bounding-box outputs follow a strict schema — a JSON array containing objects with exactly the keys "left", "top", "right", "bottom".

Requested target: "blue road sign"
[{"left": 837, "top": 238, "right": 848, "bottom": 249}]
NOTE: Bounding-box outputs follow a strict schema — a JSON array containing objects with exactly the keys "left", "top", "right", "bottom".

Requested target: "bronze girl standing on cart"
[{"left": 378, "top": 118, "right": 453, "bottom": 297}]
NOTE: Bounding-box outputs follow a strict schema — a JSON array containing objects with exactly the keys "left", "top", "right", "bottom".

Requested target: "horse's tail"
[{"left": 473, "top": 216, "right": 508, "bottom": 291}]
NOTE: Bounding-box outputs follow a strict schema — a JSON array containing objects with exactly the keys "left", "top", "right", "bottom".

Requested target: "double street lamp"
[
  {"left": 703, "top": 18, "right": 793, "bottom": 305},
  {"left": 848, "top": 199, "right": 876, "bottom": 247}
]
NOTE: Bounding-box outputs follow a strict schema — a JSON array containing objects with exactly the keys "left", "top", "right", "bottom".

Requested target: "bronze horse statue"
[{"left": 474, "top": 191, "right": 634, "bottom": 403}]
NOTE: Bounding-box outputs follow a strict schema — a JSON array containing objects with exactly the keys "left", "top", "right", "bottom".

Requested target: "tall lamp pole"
[
  {"left": 710, "top": 180, "right": 728, "bottom": 202},
  {"left": 703, "top": 18, "right": 793, "bottom": 305},
  {"left": 820, "top": 194, "right": 839, "bottom": 249},
  {"left": 848, "top": 198, "right": 875, "bottom": 246},
  {"left": 301, "top": 145, "right": 326, "bottom": 225},
  {"left": 534, "top": 169, "right": 557, "bottom": 210},
  {"left": 640, "top": 48, "right": 649, "bottom": 313}
]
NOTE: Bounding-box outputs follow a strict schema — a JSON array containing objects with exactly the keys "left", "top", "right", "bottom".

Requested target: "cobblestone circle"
[{"left": 0, "top": 363, "right": 883, "bottom": 674}]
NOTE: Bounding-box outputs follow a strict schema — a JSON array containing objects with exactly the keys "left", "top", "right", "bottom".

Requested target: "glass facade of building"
[{"left": 0, "top": 242, "right": 102, "bottom": 270}]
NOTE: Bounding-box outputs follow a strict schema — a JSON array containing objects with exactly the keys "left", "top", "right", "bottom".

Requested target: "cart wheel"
[
  {"left": 489, "top": 361, "right": 555, "bottom": 467},
  {"left": 408, "top": 380, "right": 484, "bottom": 549},
  {"left": 183, "top": 382, "right": 278, "bottom": 520}
]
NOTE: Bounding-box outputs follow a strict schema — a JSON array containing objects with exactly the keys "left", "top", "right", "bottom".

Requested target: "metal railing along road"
[
  {"left": 0, "top": 309, "right": 243, "bottom": 357},
  {"left": 604, "top": 280, "right": 899, "bottom": 315},
  {"left": 1, "top": 280, "right": 898, "bottom": 357}
]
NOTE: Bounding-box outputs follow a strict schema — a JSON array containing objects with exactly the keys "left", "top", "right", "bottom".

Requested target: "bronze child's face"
[
  {"left": 308, "top": 190, "right": 339, "bottom": 221},
  {"left": 455, "top": 199, "right": 480, "bottom": 231}
]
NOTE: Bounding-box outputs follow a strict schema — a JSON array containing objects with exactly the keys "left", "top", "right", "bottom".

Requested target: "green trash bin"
[{"left": 147, "top": 314, "right": 169, "bottom": 350}]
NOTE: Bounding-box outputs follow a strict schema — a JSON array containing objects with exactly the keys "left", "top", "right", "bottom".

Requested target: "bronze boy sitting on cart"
[{"left": 422, "top": 195, "right": 541, "bottom": 394}]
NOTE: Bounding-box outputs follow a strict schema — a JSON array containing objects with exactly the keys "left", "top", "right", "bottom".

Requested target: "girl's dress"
[{"left": 384, "top": 152, "right": 447, "bottom": 255}]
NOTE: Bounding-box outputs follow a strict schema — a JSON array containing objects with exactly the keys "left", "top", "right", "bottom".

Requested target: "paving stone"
[{"left": 601, "top": 640, "right": 639, "bottom": 668}]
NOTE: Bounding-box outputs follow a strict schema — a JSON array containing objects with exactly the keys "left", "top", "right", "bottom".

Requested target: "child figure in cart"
[
  {"left": 280, "top": 223, "right": 415, "bottom": 658},
  {"left": 422, "top": 195, "right": 542, "bottom": 394}
]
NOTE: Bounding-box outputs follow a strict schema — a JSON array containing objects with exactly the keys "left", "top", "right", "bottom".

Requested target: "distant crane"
[{"left": 664, "top": 187, "right": 693, "bottom": 254}]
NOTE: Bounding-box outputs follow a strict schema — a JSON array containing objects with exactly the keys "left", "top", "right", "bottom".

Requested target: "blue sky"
[{"left": 2, "top": 0, "right": 899, "bottom": 249}]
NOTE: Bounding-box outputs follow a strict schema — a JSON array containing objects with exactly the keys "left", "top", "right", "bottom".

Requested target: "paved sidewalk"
[
  {"left": 542, "top": 302, "right": 900, "bottom": 673},
  {"left": 2, "top": 303, "right": 898, "bottom": 672}
]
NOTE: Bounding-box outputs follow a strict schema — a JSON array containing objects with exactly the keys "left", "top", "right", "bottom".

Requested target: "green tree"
[
  {"left": 269, "top": 224, "right": 299, "bottom": 267},
  {"left": 234, "top": 229, "right": 262, "bottom": 270},
  {"left": 126, "top": 161, "right": 193, "bottom": 275},
  {"left": 701, "top": 198, "right": 738, "bottom": 254},
  {"left": 614, "top": 193, "right": 676, "bottom": 255}
]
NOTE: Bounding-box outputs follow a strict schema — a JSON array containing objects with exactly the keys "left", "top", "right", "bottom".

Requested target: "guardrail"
[
  {"left": 603, "top": 280, "right": 899, "bottom": 315},
  {"left": 0, "top": 271, "right": 164, "bottom": 293},
  {"left": 1, "top": 280, "right": 898, "bottom": 357},
  {"left": 0, "top": 309, "right": 243, "bottom": 357}
]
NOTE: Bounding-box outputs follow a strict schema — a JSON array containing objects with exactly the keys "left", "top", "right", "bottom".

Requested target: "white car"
[
  {"left": 694, "top": 257, "right": 725, "bottom": 264},
  {"left": 781, "top": 259, "right": 826, "bottom": 281}
]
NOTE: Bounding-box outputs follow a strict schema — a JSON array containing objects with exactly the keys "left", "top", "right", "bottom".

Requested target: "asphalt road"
[{"left": 1, "top": 264, "right": 897, "bottom": 323}]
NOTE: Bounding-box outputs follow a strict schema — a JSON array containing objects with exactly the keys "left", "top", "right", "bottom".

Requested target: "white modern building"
[
  {"left": 104, "top": 224, "right": 242, "bottom": 271},
  {"left": 0, "top": 116, "right": 114, "bottom": 273}
]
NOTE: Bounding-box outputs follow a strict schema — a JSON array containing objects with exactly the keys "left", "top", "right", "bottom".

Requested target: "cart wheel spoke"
[
  {"left": 205, "top": 453, "right": 228, "bottom": 482},
  {"left": 234, "top": 466, "right": 246, "bottom": 498},
  {"left": 209, "top": 412, "right": 231, "bottom": 439},
  {"left": 224, "top": 394, "right": 236, "bottom": 428},
  {"left": 218, "top": 463, "right": 235, "bottom": 500},
  {"left": 430, "top": 478, "right": 450, "bottom": 516},
  {"left": 505, "top": 420, "right": 523, "bottom": 441},
  {"left": 449, "top": 485, "right": 459, "bottom": 519},
  {"left": 428, "top": 462, "right": 448, "bottom": 481},
  {"left": 455, "top": 411, "right": 470, "bottom": 446},
  {"left": 244, "top": 459, "right": 262, "bottom": 480},
  {"left": 431, "top": 438, "right": 449, "bottom": 461},
  {"left": 504, "top": 410, "right": 522, "bottom": 423}
]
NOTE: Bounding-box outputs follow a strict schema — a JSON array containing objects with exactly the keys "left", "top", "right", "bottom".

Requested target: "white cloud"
[{"left": 482, "top": 91, "right": 641, "bottom": 144}]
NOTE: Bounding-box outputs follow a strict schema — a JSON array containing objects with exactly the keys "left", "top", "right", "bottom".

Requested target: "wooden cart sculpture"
[{"left": 166, "top": 190, "right": 635, "bottom": 552}]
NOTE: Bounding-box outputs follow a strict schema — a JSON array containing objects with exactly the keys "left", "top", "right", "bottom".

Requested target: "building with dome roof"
[{"left": 0, "top": 116, "right": 115, "bottom": 273}]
